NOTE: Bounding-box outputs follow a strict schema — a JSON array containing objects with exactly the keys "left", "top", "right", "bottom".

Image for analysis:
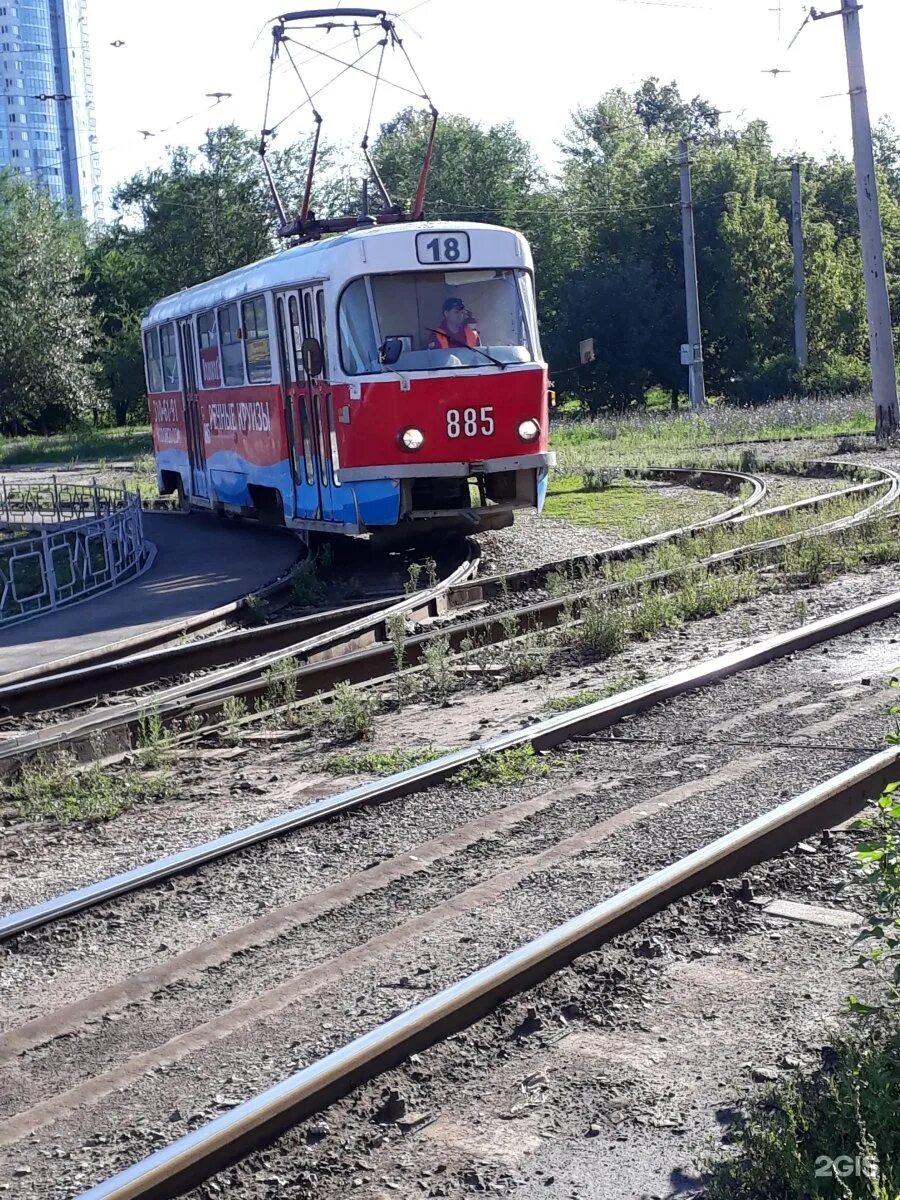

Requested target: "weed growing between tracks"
[
  {"left": 543, "top": 681, "right": 633, "bottom": 713},
  {"left": 4, "top": 752, "right": 172, "bottom": 824},
  {"left": 323, "top": 747, "right": 448, "bottom": 776},
  {"left": 455, "top": 745, "right": 550, "bottom": 790}
]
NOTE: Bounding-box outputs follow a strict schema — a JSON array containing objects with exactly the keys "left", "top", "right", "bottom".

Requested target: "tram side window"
[
  {"left": 197, "top": 310, "right": 221, "bottom": 388},
  {"left": 338, "top": 278, "right": 380, "bottom": 375},
  {"left": 241, "top": 296, "right": 272, "bottom": 384},
  {"left": 144, "top": 327, "right": 163, "bottom": 394},
  {"left": 217, "top": 303, "right": 245, "bottom": 387},
  {"left": 159, "top": 322, "right": 180, "bottom": 391}
]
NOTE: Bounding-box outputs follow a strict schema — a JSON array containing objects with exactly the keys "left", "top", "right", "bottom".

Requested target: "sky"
[{"left": 85, "top": 0, "right": 900, "bottom": 208}]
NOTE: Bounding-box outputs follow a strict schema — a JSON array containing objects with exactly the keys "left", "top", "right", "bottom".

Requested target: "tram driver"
[{"left": 428, "top": 297, "right": 481, "bottom": 351}]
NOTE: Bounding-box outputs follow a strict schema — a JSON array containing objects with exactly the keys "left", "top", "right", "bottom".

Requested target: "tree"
[
  {"left": 0, "top": 172, "right": 99, "bottom": 435},
  {"left": 634, "top": 77, "right": 724, "bottom": 143},
  {"left": 373, "top": 108, "right": 545, "bottom": 226}
]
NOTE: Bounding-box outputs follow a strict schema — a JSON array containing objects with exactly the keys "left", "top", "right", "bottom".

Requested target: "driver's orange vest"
[{"left": 431, "top": 325, "right": 479, "bottom": 350}]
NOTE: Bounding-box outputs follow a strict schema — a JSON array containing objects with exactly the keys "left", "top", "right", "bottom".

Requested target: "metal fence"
[
  {"left": 0, "top": 477, "right": 127, "bottom": 526},
  {"left": 0, "top": 480, "right": 151, "bottom": 629}
]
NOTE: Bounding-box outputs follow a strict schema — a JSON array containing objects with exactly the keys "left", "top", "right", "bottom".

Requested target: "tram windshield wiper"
[{"left": 425, "top": 329, "right": 507, "bottom": 370}]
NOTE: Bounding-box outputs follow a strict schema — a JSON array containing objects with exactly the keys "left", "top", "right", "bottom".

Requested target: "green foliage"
[
  {"left": 387, "top": 613, "right": 407, "bottom": 711},
  {"left": 374, "top": 109, "right": 545, "bottom": 228},
  {"left": 579, "top": 599, "right": 629, "bottom": 658},
  {"left": 290, "top": 557, "right": 326, "bottom": 607},
  {"left": 136, "top": 709, "right": 172, "bottom": 770},
  {"left": 323, "top": 747, "right": 447, "bottom": 776},
  {"left": 221, "top": 695, "right": 248, "bottom": 744},
  {"left": 423, "top": 633, "right": 454, "bottom": 698},
  {"left": 455, "top": 745, "right": 550, "bottom": 791},
  {"left": 850, "top": 773, "right": 900, "bottom": 1015},
  {"left": 6, "top": 753, "right": 171, "bottom": 824},
  {"left": 329, "top": 681, "right": 376, "bottom": 741},
  {"left": 543, "top": 680, "right": 632, "bottom": 713},
  {"left": 0, "top": 173, "right": 100, "bottom": 434},
  {"left": 263, "top": 656, "right": 299, "bottom": 717},
  {"left": 703, "top": 1020, "right": 900, "bottom": 1199},
  {"left": 0, "top": 426, "right": 151, "bottom": 466}
]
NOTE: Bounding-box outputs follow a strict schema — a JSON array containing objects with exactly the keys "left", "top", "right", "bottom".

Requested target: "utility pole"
[
  {"left": 813, "top": 1, "right": 898, "bottom": 440},
  {"left": 790, "top": 161, "right": 808, "bottom": 368},
  {"left": 678, "top": 138, "right": 706, "bottom": 410}
]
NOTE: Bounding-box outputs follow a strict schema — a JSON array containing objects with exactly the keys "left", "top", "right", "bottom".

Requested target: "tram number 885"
[{"left": 446, "top": 407, "right": 494, "bottom": 438}]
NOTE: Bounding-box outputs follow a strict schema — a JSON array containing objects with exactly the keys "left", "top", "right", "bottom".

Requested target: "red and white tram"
[{"left": 143, "top": 220, "right": 555, "bottom": 540}]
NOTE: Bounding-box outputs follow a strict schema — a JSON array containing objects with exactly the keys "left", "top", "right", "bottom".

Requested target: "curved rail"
[
  {"left": 0, "top": 540, "right": 480, "bottom": 770},
  {"left": 0, "top": 462, "right": 892, "bottom": 768},
  {"left": 1, "top": 467, "right": 760, "bottom": 713},
  {"left": 73, "top": 743, "right": 900, "bottom": 1200},
  {"left": 5, "top": 581, "right": 900, "bottom": 942}
]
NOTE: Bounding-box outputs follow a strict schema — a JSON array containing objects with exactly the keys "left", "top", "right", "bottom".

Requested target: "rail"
[
  {"left": 5, "top": 582, "right": 900, "bottom": 940},
  {"left": 0, "top": 479, "right": 152, "bottom": 629},
  {"left": 73, "top": 744, "right": 900, "bottom": 1200}
]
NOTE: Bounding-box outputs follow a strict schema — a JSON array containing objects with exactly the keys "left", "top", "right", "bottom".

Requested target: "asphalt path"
[{"left": 0, "top": 511, "right": 301, "bottom": 679}]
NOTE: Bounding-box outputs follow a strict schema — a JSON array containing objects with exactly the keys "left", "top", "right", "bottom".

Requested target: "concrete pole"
[
  {"left": 790, "top": 162, "right": 808, "bottom": 369},
  {"left": 839, "top": 0, "right": 899, "bottom": 441},
  {"left": 679, "top": 139, "right": 706, "bottom": 410}
]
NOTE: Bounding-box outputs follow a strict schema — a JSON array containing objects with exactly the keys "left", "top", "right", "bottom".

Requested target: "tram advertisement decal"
[
  {"left": 207, "top": 400, "right": 273, "bottom": 436},
  {"left": 151, "top": 396, "right": 183, "bottom": 448},
  {"left": 201, "top": 394, "right": 288, "bottom": 467}
]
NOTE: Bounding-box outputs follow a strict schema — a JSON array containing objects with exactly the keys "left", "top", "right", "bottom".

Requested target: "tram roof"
[{"left": 143, "top": 220, "right": 532, "bottom": 327}]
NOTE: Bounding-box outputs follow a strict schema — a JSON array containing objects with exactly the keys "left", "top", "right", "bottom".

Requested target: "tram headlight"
[
  {"left": 399, "top": 427, "right": 425, "bottom": 451},
  {"left": 517, "top": 419, "right": 540, "bottom": 442}
]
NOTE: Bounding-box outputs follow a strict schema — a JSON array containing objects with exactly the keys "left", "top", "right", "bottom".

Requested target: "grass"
[
  {"left": 327, "top": 681, "right": 377, "bottom": 741},
  {"left": 702, "top": 1018, "right": 900, "bottom": 1199},
  {"left": 6, "top": 752, "right": 172, "bottom": 824},
  {"left": 543, "top": 475, "right": 726, "bottom": 537},
  {"left": 455, "top": 745, "right": 550, "bottom": 791},
  {"left": 323, "top": 747, "right": 448, "bottom": 776},
  {"left": 543, "top": 678, "right": 633, "bottom": 713},
  {"left": 550, "top": 393, "right": 874, "bottom": 474},
  {"left": 0, "top": 426, "right": 152, "bottom": 467}
]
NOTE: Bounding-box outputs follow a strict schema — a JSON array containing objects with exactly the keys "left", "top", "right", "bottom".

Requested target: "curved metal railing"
[{"left": 0, "top": 478, "right": 151, "bottom": 629}]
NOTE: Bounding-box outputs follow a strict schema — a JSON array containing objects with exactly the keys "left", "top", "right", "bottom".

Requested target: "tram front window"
[{"left": 338, "top": 269, "right": 538, "bottom": 376}]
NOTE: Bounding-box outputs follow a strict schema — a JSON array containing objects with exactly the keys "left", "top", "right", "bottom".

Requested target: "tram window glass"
[
  {"left": 326, "top": 393, "right": 341, "bottom": 486},
  {"left": 197, "top": 310, "right": 221, "bottom": 388},
  {"left": 288, "top": 295, "right": 304, "bottom": 380},
  {"left": 159, "top": 322, "right": 180, "bottom": 390},
  {"left": 241, "top": 296, "right": 272, "bottom": 384},
  {"left": 144, "top": 327, "right": 163, "bottom": 393},
  {"left": 217, "top": 303, "right": 245, "bottom": 386},
  {"left": 298, "top": 397, "right": 315, "bottom": 486},
  {"left": 338, "top": 277, "right": 380, "bottom": 375},
  {"left": 516, "top": 270, "right": 543, "bottom": 360},
  {"left": 375, "top": 269, "right": 534, "bottom": 370},
  {"left": 316, "top": 289, "right": 329, "bottom": 376}
]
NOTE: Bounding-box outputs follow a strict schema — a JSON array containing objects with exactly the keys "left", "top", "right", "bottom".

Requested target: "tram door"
[
  {"left": 177, "top": 319, "right": 209, "bottom": 502},
  {"left": 276, "top": 286, "right": 339, "bottom": 522},
  {"left": 274, "top": 296, "right": 300, "bottom": 519}
]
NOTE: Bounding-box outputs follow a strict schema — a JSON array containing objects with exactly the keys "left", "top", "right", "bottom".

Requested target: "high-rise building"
[{"left": 0, "top": 0, "right": 101, "bottom": 223}]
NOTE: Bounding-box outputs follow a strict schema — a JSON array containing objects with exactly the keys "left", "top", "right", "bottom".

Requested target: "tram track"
[
  {"left": 0, "top": 466, "right": 762, "bottom": 718},
  {"left": 1, "top": 598, "right": 897, "bottom": 1200},
  {"left": 0, "top": 460, "right": 894, "bottom": 775},
  {"left": 2, "top": 576, "right": 899, "bottom": 944}
]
